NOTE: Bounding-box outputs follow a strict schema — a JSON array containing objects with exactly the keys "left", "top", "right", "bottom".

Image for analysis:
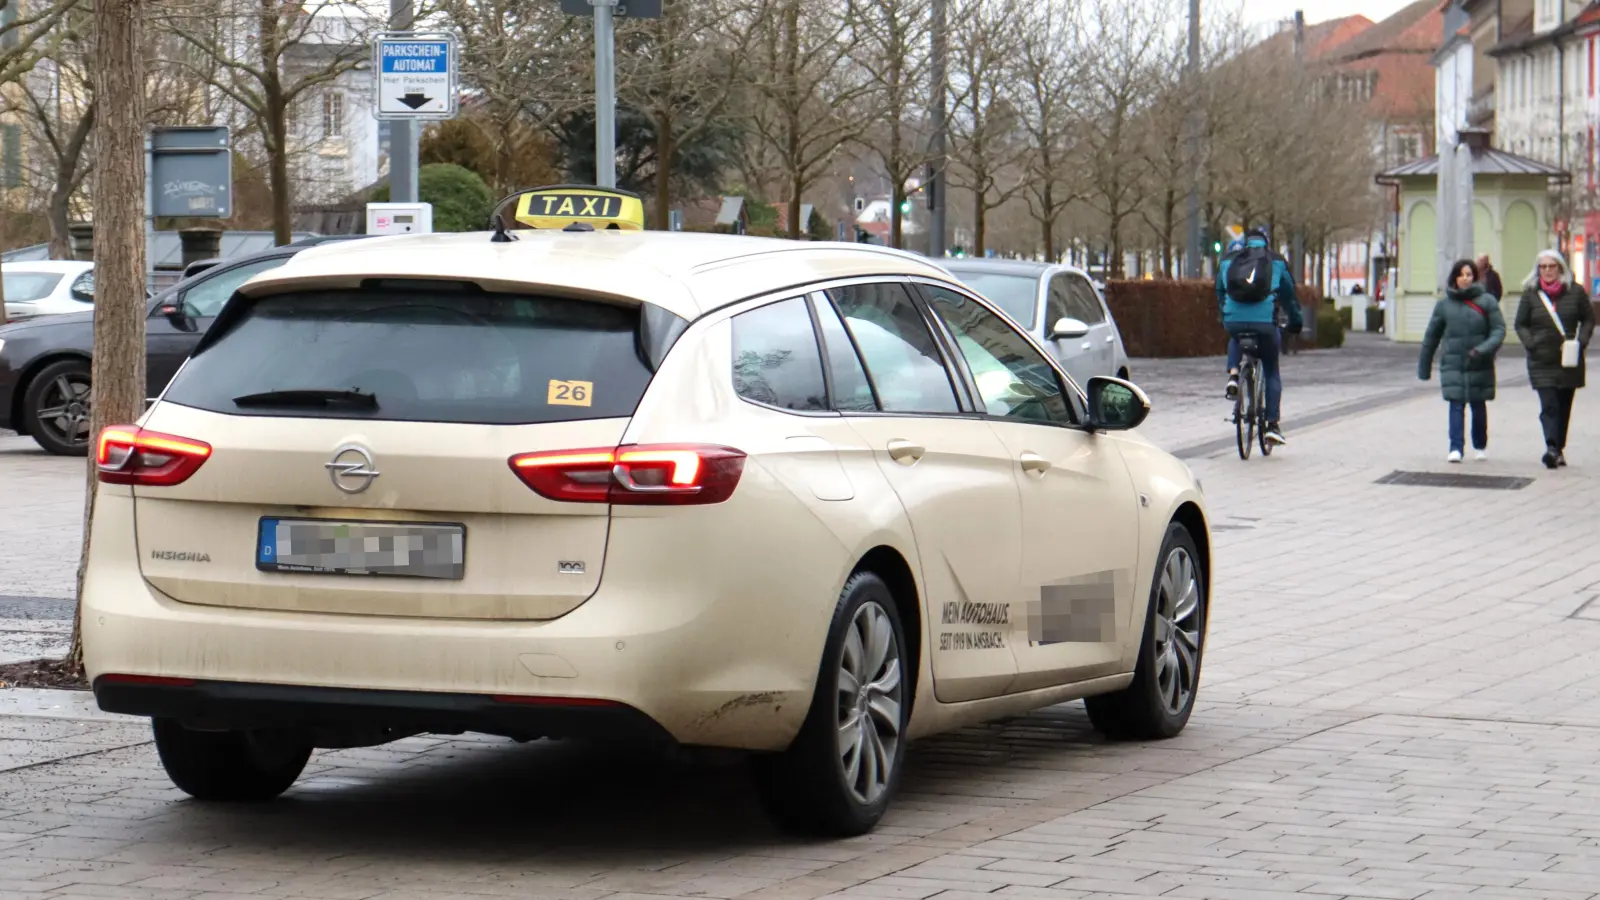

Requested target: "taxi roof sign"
[{"left": 510, "top": 185, "right": 646, "bottom": 231}]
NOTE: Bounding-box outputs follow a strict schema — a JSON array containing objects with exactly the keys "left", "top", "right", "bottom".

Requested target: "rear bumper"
[
  {"left": 81, "top": 489, "right": 854, "bottom": 751},
  {"left": 93, "top": 675, "right": 673, "bottom": 745}
]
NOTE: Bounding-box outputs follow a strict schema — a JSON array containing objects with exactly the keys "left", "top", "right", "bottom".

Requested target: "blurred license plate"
[{"left": 256, "top": 518, "right": 465, "bottom": 579}]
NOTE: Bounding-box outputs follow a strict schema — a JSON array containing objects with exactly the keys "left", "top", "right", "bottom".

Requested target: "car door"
[
  {"left": 823, "top": 280, "right": 1023, "bottom": 703},
  {"left": 919, "top": 281, "right": 1142, "bottom": 692},
  {"left": 146, "top": 255, "right": 290, "bottom": 396},
  {"left": 1064, "top": 272, "right": 1116, "bottom": 378}
]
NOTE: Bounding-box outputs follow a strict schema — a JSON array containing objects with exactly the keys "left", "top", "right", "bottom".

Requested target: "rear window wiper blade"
[{"left": 232, "top": 388, "right": 378, "bottom": 409}]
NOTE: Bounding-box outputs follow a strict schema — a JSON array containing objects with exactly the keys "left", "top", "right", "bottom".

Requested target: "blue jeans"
[
  {"left": 1448, "top": 400, "right": 1488, "bottom": 453},
  {"left": 1226, "top": 322, "right": 1282, "bottom": 423}
]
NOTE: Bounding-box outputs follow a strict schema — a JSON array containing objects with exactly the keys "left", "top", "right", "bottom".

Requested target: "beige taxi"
[{"left": 82, "top": 186, "right": 1210, "bottom": 836}]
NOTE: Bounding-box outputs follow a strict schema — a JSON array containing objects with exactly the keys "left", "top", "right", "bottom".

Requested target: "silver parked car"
[{"left": 942, "top": 259, "right": 1130, "bottom": 390}]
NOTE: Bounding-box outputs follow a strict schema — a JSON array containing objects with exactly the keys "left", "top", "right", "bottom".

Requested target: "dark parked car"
[{"left": 0, "top": 236, "right": 365, "bottom": 455}]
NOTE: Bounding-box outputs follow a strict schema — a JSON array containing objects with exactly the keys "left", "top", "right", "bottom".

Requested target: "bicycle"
[{"left": 1231, "top": 332, "right": 1271, "bottom": 460}]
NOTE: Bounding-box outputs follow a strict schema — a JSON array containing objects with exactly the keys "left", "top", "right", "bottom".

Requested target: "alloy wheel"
[
  {"left": 1152, "top": 547, "right": 1202, "bottom": 715},
  {"left": 35, "top": 373, "right": 92, "bottom": 449},
  {"left": 835, "top": 600, "right": 903, "bottom": 805}
]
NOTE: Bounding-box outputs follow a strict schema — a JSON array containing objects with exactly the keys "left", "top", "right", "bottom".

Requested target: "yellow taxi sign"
[{"left": 512, "top": 185, "right": 646, "bottom": 231}]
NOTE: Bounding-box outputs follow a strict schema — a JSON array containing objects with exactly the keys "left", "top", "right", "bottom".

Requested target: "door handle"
[
  {"left": 1080, "top": 341, "right": 1092, "bottom": 350},
  {"left": 886, "top": 439, "right": 925, "bottom": 464},
  {"left": 1019, "top": 452, "right": 1052, "bottom": 474}
]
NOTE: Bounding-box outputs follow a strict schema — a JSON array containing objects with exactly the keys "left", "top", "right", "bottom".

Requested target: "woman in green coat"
[
  {"left": 1419, "top": 258, "right": 1506, "bottom": 462},
  {"left": 1513, "top": 249, "right": 1595, "bottom": 469}
]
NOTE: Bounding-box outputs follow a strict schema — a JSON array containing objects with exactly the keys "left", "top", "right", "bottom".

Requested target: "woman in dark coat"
[
  {"left": 1514, "top": 249, "right": 1595, "bottom": 469},
  {"left": 1420, "top": 259, "right": 1506, "bottom": 462}
]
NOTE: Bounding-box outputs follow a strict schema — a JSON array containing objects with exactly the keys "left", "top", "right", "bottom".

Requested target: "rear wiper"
[{"left": 232, "top": 388, "right": 378, "bottom": 409}]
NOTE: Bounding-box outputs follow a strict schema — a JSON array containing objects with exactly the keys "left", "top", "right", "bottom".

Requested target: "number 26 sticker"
[{"left": 547, "top": 379, "right": 593, "bottom": 407}]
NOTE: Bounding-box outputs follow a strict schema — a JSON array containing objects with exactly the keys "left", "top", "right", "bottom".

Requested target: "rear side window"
[
  {"left": 164, "top": 288, "right": 677, "bottom": 425},
  {"left": 732, "top": 297, "right": 827, "bottom": 412},
  {"left": 828, "top": 282, "right": 960, "bottom": 415},
  {"left": 813, "top": 295, "right": 878, "bottom": 412}
]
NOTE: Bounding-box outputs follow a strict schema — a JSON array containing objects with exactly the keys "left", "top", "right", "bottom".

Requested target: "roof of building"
[
  {"left": 1315, "top": 0, "right": 1443, "bottom": 121},
  {"left": 1377, "top": 143, "right": 1571, "bottom": 180},
  {"left": 240, "top": 229, "right": 952, "bottom": 319}
]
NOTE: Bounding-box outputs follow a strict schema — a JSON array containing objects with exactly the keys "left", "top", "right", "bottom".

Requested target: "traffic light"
[
  {"left": 1212, "top": 240, "right": 1222, "bottom": 254},
  {"left": 900, "top": 199, "right": 912, "bottom": 215}
]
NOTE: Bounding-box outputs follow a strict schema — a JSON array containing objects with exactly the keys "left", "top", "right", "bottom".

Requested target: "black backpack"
[{"left": 1226, "top": 245, "right": 1274, "bottom": 304}]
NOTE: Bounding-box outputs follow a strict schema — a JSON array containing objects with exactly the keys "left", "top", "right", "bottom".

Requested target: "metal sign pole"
[
  {"left": 593, "top": 0, "right": 618, "bottom": 189},
  {"left": 389, "top": 0, "right": 419, "bottom": 203}
]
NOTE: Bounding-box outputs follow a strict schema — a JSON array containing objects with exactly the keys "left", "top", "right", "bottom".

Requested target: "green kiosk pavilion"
[{"left": 1376, "top": 130, "right": 1568, "bottom": 344}]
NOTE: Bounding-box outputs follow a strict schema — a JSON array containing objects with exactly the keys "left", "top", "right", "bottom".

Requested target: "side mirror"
[
  {"left": 159, "top": 303, "right": 199, "bottom": 332},
  {"left": 1050, "top": 316, "right": 1090, "bottom": 340},
  {"left": 1085, "top": 376, "right": 1150, "bottom": 432}
]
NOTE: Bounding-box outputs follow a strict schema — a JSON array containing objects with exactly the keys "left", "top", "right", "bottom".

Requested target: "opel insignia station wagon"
[{"left": 83, "top": 186, "right": 1211, "bottom": 836}]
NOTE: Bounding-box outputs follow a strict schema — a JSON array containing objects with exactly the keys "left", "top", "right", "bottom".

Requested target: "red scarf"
[{"left": 1540, "top": 277, "right": 1564, "bottom": 297}]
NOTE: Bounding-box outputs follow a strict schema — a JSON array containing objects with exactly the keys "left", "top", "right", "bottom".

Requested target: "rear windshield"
[
  {"left": 163, "top": 288, "right": 681, "bottom": 424},
  {"left": 3, "top": 272, "right": 63, "bottom": 303},
  {"left": 945, "top": 272, "right": 1038, "bottom": 328}
]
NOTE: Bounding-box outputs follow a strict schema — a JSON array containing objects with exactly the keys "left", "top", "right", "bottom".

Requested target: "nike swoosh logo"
[{"left": 1245, "top": 269, "right": 1256, "bottom": 284}]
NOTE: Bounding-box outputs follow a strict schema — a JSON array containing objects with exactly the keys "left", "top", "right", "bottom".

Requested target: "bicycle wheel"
[
  {"left": 1256, "top": 361, "right": 1272, "bottom": 457},
  {"left": 1235, "top": 359, "right": 1255, "bottom": 460}
]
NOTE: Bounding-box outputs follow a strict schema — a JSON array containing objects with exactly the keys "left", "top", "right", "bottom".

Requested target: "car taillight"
[
  {"left": 508, "top": 443, "right": 746, "bottom": 505},
  {"left": 96, "top": 425, "right": 212, "bottom": 486}
]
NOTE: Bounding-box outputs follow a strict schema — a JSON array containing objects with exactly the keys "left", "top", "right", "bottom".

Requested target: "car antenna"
[{"left": 490, "top": 214, "right": 517, "bottom": 243}]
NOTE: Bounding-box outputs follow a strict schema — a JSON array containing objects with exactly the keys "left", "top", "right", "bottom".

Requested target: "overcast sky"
[{"left": 1242, "top": 0, "right": 1425, "bottom": 27}]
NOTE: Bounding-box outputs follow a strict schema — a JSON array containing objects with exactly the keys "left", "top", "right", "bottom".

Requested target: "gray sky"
[{"left": 1243, "top": 0, "right": 1424, "bottom": 27}]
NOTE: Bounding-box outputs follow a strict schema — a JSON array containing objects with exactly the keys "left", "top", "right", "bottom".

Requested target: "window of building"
[
  {"left": 322, "top": 91, "right": 344, "bottom": 140},
  {"left": 1395, "top": 133, "right": 1422, "bottom": 163}
]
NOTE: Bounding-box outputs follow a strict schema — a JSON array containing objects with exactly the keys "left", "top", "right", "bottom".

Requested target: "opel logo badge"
[{"left": 326, "top": 444, "right": 380, "bottom": 494}]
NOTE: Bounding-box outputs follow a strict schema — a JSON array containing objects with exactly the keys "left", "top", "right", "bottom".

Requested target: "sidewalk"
[{"left": 1, "top": 342, "right": 1599, "bottom": 899}]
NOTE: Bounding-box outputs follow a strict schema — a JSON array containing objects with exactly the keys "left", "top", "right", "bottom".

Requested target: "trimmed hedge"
[{"left": 1103, "top": 279, "right": 1331, "bottom": 358}]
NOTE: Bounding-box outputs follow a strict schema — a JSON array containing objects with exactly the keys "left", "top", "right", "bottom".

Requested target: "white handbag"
[{"left": 1539, "top": 291, "right": 1582, "bottom": 369}]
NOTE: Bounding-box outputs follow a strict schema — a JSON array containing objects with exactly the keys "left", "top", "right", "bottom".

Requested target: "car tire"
[
  {"left": 152, "top": 718, "right": 312, "bottom": 802},
  {"left": 753, "top": 571, "right": 909, "bottom": 837},
  {"left": 22, "top": 359, "right": 92, "bottom": 457},
  {"left": 1085, "top": 522, "right": 1205, "bottom": 741}
]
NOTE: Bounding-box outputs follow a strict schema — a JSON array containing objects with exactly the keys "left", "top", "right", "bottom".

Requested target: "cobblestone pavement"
[{"left": 2, "top": 336, "right": 1600, "bottom": 899}]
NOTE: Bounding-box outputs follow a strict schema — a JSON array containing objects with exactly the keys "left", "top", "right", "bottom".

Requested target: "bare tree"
[
  {"left": 947, "top": 0, "right": 1025, "bottom": 257},
  {"left": 163, "top": 0, "right": 373, "bottom": 244},
  {"left": 430, "top": 0, "right": 585, "bottom": 196},
  {"left": 1134, "top": 33, "right": 1190, "bottom": 277},
  {"left": 1015, "top": 0, "right": 1082, "bottom": 260},
  {"left": 1075, "top": 0, "right": 1169, "bottom": 277},
  {"left": 744, "top": 0, "right": 874, "bottom": 238},
  {"left": 72, "top": 0, "right": 147, "bottom": 668},
  {"left": 848, "top": 0, "right": 934, "bottom": 248},
  {"left": 616, "top": 0, "right": 749, "bottom": 229}
]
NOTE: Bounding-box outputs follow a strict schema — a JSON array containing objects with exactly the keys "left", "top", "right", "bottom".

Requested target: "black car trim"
[{"left": 93, "top": 676, "right": 676, "bottom": 745}]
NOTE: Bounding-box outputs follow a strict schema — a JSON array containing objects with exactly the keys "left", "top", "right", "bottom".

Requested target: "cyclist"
[{"left": 1217, "top": 227, "right": 1303, "bottom": 446}]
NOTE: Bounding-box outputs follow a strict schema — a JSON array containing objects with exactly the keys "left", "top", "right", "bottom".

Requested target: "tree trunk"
[
  {"left": 72, "top": 0, "right": 147, "bottom": 669},
  {"left": 1040, "top": 182, "right": 1054, "bottom": 262},
  {"left": 654, "top": 113, "right": 674, "bottom": 230},
  {"left": 49, "top": 103, "right": 95, "bottom": 261},
  {"left": 267, "top": 93, "right": 292, "bottom": 245},
  {"left": 890, "top": 183, "right": 903, "bottom": 249},
  {"left": 974, "top": 186, "right": 987, "bottom": 258}
]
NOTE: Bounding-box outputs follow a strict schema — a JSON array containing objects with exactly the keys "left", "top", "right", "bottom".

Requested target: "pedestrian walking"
[
  {"left": 1419, "top": 259, "right": 1505, "bottom": 462},
  {"left": 1476, "top": 254, "right": 1504, "bottom": 300},
  {"left": 1513, "top": 249, "right": 1595, "bottom": 469}
]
